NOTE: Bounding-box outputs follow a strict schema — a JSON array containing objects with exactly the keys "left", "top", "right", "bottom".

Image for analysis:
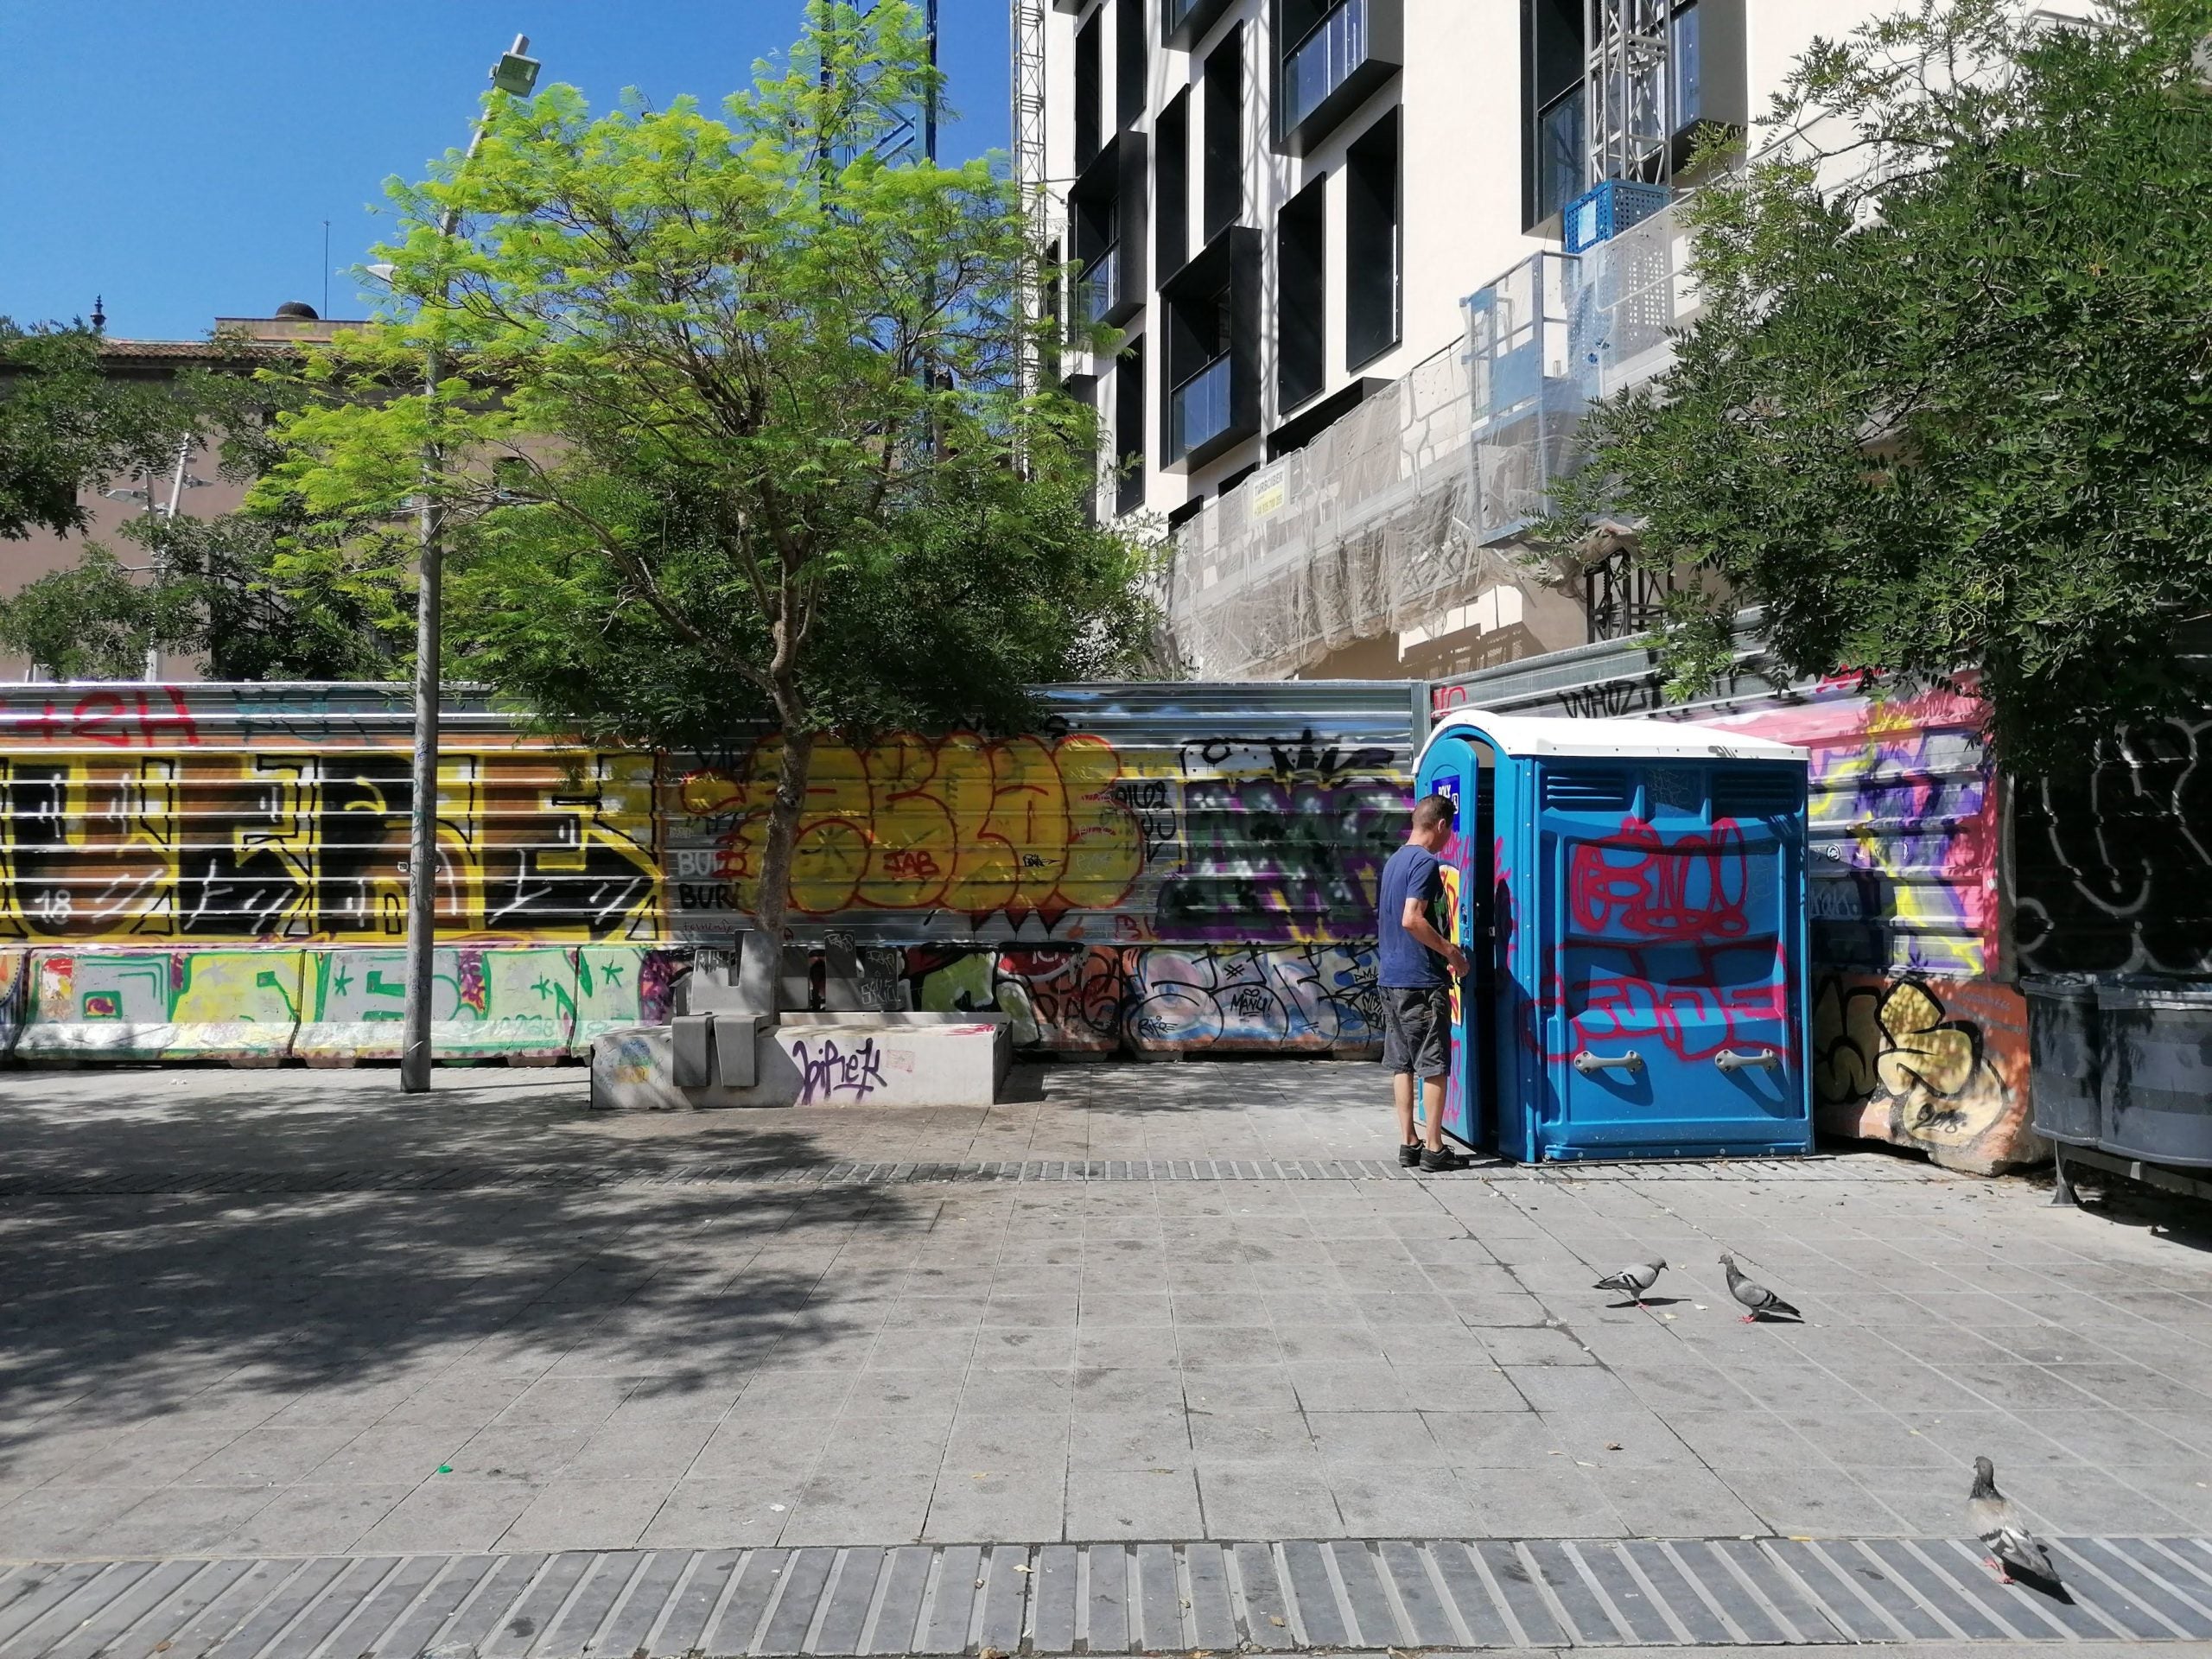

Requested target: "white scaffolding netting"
[
  {"left": 1166, "top": 346, "right": 1532, "bottom": 680},
  {"left": 1166, "top": 203, "right": 1702, "bottom": 683}
]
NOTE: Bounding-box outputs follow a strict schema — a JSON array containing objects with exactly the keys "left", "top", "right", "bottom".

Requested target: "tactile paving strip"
[
  {"left": 0, "top": 1154, "right": 1936, "bottom": 1199},
  {"left": 2, "top": 1534, "right": 2204, "bottom": 1656}
]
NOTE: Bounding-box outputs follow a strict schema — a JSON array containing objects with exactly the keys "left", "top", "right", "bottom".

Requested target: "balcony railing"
[
  {"left": 1281, "top": 0, "right": 1366, "bottom": 137},
  {"left": 1171, "top": 354, "right": 1233, "bottom": 458},
  {"left": 1077, "top": 250, "right": 1120, "bottom": 326}
]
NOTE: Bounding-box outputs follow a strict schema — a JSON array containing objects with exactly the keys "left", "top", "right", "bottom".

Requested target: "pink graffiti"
[
  {"left": 2, "top": 688, "right": 200, "bottom": 749},
  {"left": 1568, "top": 817, "right": 1750, "bottom": 941},
  {"left": 1519, "top": 938, "right": 1790, "bottom": 1067}
]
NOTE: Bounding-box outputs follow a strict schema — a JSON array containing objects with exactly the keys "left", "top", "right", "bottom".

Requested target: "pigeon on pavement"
[
  {"left": 1719, "top": 1253, "right": 1802, "bottom": 1322},
  {"left": 1593, "top": 1259, "right": 1667, "bottom": 1305},
  {"left": 1969, "top": 1457, "right": 2063, "bottom": 1586}
]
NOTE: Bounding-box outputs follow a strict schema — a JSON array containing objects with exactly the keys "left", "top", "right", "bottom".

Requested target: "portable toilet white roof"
[{"left": 1420, "top": 709, "right": 1808, "bottom": 766}]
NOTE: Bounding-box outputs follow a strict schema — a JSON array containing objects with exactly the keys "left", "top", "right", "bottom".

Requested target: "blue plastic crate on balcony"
[{"left": 1562, "top": 179, "right": 1672, "bottom": 254}]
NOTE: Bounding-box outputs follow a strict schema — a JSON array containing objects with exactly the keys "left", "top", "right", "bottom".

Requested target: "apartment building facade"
[{"left": 1028, "top": 0, "right": 1912, "bottom": 682}]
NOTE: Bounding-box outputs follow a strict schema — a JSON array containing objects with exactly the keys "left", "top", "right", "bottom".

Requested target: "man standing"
[{"left": 1377, "top": 793, "right": 1470, "bottom": 1171}]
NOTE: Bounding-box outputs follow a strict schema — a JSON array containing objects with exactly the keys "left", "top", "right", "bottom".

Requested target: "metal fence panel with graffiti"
[
  {"left": 0, "top": 680, "right": 1418, "bottom": 1065},
  {"left": 660, "top": 682, "right": 1419, "bottom": 948}
]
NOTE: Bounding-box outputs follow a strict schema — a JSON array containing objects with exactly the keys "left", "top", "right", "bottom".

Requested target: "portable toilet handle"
[
  {"left": 1714, "top": 1048, "right": 1782, "bottom": 1073},
  {"left": 1573, "top": 1049, "right": 1643, "bottom": 1076}
]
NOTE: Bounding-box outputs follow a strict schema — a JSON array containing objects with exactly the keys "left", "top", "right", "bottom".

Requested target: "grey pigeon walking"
[
  {"left": 1593, "top": 1259, "right": 1667, "bottom": 1305},
  {"left": 1719, "top": 1253, "right": 1802, "bottom": 1322},
  {"left": 1969, "top": 1457, "right": 2062, "bottom": 1586}
]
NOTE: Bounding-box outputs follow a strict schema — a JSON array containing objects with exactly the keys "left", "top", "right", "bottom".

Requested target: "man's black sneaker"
[
  {"left": 1399, "top": 1141, "right": 1423, "bottom": 1167},
  {"left": 1420, "top": 1146, "right": 1470, "bottom": 1173}
]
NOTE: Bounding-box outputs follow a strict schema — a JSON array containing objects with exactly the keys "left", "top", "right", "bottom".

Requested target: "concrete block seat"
[{"left": 589, "top": 1011, "right": 1011, "bottom": 1110}]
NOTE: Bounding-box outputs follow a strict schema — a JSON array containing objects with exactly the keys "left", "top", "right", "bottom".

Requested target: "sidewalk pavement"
[{"left": 1, "top": 1059, "right": 2209, "bottom": 1654}]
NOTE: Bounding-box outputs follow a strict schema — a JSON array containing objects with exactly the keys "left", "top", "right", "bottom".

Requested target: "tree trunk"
[{"left": 750, "top": 717, "right": 815, "bottom": 979}]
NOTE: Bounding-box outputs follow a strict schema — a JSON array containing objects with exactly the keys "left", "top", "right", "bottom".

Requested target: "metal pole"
[
  {"left": 400, "top": 34, "right": 532, "bottom": 1095},
  {"left": 924, "top": 0, "right": 938, "bottom": 162},
  {"left": 146, "top": 432, "right": 193, "bottom": 682}
]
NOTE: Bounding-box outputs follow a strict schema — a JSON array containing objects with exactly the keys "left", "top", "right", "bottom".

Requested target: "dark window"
[
  {"left": 1116, "top": 0, "right": 1147, "bottom": 130},
  {"left": 1276, "top": 177, "right": 1325, "bottom": 410},
  {"left": 1344, "top": 111, "right": 1399, "bottom": 368},
  {"left": 1073, "top": 188, "right": 1121, "bottom": 327},
  {"left": 1160, "top": 226, "right": 1260, "bottom": 467},
  {"left": 1156, "top": 91, "right": 1190, "bottom": 277},
  {"left": 1169, "top": 282, "right": 1235, "bottom": 458},
  {"left": 1671, "top": 1, "right": 1701, "bottom": 131},
  {"left": 1274, "top": 0, "right": 1347, "bottom": 136},
  {"left": 1076, "top": 11, "right": 1103, "bottom": 169},
  {"left": 1162, "top": 0, "right": 1236, "bottom": 53},
  {"left": 1044, "top": 237, "right": 1065, "bottom": 378},
  {"left": 1116, "top": 339, "right": 1147, "bottom": 516},
  {"left": 1523, "top": 0, "right": 1584, "bottom": 227},
  {"left": 1065, "top": 367, "right": 1100, "bottom": 524},
  {"left": 1203, "top": 25, "right": 1243, "bottom": 242}
]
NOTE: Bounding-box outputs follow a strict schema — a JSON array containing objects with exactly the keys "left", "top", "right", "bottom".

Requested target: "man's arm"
[{"left": 1402, "top": 893, "right": 1469, "bottom": 979}]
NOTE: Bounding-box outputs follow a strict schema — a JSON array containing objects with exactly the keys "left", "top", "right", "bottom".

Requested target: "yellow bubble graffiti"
[{"left": 687, "top": 732, "right": 1144, "bottom": 926}]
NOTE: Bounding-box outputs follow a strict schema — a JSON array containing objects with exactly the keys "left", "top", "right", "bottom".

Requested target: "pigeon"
[
  {"left": 1969, "top": 1457, "right": 2063, "bottom": 1586},
  {"left": 1719, "top": 1253, "right": 1802, "bottom": 1322},
  {"left": 1593, "top": 1259, "right": 1667, "bottom": 1305}
]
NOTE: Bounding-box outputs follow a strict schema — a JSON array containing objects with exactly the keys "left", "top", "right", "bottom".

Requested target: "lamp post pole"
[{"left": 400, "top": 33, "right": 540, "bottom": 1095}]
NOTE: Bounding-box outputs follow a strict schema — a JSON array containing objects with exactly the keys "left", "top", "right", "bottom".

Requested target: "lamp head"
[{"left": 491, "top": 44, "right": 540, "bottom": 99}]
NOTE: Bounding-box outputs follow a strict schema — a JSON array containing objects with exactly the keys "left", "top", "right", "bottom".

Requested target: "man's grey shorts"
[{"left": 1380, "top": 986, "right": 1451, "bottom": 1077}]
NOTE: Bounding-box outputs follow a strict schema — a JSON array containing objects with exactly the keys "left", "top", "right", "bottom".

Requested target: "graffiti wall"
[
  {"left": 0, "top": 681, "right": 1414, "bottom": 1064},
  {"left": 664, "top": 721, "right": 1408, "bottom": 947},
  {"left": 6, "top": 943, "right": 689, "bottom": 1065},
  {"left": 2012, "top": 714, "right": 2212, "bottom": 976},
  {"left": 1707, "top": 684, "right": 2029, "bottom": 1172},
  {"left": 0, "top": 688, "right": 661, "bottom": 944},
  {"left": 1810, "top": 970, "right": 2030, "bottom": 1173},
  {"left": 899, "top": 940, "right": 1384, "bottom": 1057}
]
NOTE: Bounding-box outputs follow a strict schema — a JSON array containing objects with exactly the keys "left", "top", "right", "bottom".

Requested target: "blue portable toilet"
[{"left": 1414, "top": 710, "right": 1813, "bottom": 1162}]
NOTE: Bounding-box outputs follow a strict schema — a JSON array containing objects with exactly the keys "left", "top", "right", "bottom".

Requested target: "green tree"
[
  {"left": 0, "top": 543, "right": 200, "bottom": 679},
  {"left": 257, "top": 1, "right": 1156, "bottom": 938},
  {"left": 1548, "top": 0, "right": 2212, "bottom": 769},
  {"left": 0, "top": 319, "right": 222, "bottom": 541}
]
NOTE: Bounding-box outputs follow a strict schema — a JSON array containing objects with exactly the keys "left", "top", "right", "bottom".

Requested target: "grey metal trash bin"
[
  {"left": 2097, "top": 981, "right": 2212, "bottom": 1169},
  {"left": 2024, "top": 975, "right": 2101, "bottom": 1147}
]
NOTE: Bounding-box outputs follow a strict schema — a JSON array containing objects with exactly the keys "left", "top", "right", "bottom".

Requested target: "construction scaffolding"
[
  {"left": 1011, "top": 0, "right": 1050, "bottom": 402},
  {"left": 1584, "top": 0, "right": 1674, "bottom": 188},
  {"left": 1467, "top": 198, "right": 1702, "bottom": 543},
  {"left": 1164, "top": 200, "right": 1706, "bottom": 678},
  {"left": 1166, "top": 346, "right": 1534, "bottom": 679}
]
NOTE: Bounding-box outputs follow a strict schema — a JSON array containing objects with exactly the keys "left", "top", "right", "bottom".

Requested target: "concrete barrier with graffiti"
[{"left": 0, "top": 682, "right": 1414, "bottom": 1065}]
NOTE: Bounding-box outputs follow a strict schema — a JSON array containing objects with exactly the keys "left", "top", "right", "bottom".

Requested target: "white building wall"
[{"left": 1039, "top": 0, "right": 2040, "bottom": 677}]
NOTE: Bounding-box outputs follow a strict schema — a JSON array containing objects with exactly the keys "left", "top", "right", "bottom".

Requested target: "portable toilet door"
[
  {"left": 1413, "top": 729, "right": 1507, "bottom": 1152},
  {"left": 1418, "top": 710, "right": 1815, "bottom": 1162}
]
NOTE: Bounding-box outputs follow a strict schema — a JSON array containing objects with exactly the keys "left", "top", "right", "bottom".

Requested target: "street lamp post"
[
  {"left": 102, "top": 434, "right": 207, "bottom": 680},
  {"left": 399, "top": 33, "right": 541, "bottom": 1096}
]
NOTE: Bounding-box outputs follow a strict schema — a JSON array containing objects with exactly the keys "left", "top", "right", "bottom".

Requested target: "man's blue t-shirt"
[{"left": 1376, "top": 843, "right": 1450, "bottom": 988}]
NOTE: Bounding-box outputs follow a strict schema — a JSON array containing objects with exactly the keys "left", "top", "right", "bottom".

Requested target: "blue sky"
[{"left": 0, "top": 2, "right": 1009, "bottom": 341}]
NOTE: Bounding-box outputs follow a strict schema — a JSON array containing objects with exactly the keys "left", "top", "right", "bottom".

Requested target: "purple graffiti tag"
[{"left": 791, "top": 1036, "right": 887, "bottom": 1104}]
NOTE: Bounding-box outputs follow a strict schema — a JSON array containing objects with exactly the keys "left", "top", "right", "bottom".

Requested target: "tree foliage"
[
  {"left": 0, "top": 320, "right": 227, "bottom": 542},
  {"left": 1549, "top": 0, "right": 2212, "bottom": 769},
  {"left": 252, "top": 1, "right": 1157, "bottom": 938},
  {"left": 0, "top": 543, "right": 199, "bottom": 680}
]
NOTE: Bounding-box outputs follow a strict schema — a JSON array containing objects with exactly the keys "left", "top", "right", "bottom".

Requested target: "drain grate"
[{"left": 0, "top": 1535, "right": 2202, "bottom": 1656}]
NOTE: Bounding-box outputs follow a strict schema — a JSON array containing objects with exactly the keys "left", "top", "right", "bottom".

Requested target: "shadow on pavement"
[{"left": 0, "top": 1082, "right": 920, "bottom": 1482}]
